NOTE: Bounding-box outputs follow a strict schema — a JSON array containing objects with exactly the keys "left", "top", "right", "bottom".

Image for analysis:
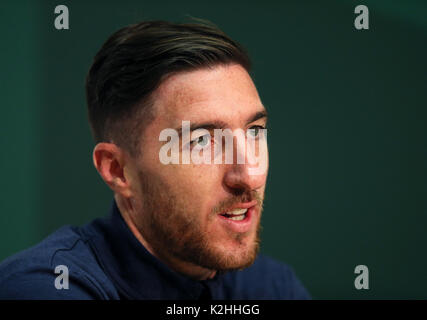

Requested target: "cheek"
[
  {"left": 155, "top": 162, "right": 224, "bottom": 207},
  {"left": 143, "top": 140, "right": 225, "bottom": 207},
  {"left": 180, "top": 167, "right": 225, "bottom": 222},
  {"left": 158, "top": 160, "right": 222, "bottom": 187}
]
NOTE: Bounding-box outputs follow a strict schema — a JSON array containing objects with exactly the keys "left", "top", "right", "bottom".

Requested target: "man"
[{"left": 0, "top": 20, "right": 310, "bottom": 299}]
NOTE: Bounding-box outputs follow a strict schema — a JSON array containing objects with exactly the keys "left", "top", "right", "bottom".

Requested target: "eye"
[
  {"left": 191, "top": 133, "right": 210, "bottom": 148},
  {"left": 247, "top": 125, "right": 265, "bottom": 139}
]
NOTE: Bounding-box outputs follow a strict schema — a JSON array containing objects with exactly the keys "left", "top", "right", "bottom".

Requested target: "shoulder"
[
  {"left": 221, "top": 254, "right": 311, "bottom": 299},
  {"left": 0, "top": 225, "right": 117, "bottom": 299}
]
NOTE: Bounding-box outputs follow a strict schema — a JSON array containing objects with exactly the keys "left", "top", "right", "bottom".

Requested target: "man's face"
[{"left": 130, "top": 64, "right": 268, "bottom": 272}]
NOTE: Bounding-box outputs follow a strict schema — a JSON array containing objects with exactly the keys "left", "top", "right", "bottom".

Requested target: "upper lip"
[{"left": 220, "top": 201, "right": 258, "bottom": 214}]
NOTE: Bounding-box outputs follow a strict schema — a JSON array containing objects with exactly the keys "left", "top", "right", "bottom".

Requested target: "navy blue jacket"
[{"left": 0, "top": 200, "right": 310, "bottom": 299}]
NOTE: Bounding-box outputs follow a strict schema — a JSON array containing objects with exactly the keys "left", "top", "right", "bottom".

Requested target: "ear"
[{"left": 92, "top": 142, "right": 134, "bottom": 198}]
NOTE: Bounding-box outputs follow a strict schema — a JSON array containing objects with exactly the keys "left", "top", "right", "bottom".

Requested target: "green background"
[{"left": 1, "top": 0, "right": 426, "bottom": 299}]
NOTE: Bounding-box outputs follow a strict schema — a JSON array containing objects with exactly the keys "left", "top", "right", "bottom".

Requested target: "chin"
[
  {"left": 205, "top": 234, "right": 260, "bottom": 272},
  {"left": 215, "top": 249, "right": 259, "bottom": 272}
]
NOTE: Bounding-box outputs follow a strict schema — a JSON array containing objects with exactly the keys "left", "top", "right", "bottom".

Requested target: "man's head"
[{"left": 87, "top": 20, "right": 269, "bottom": 278}]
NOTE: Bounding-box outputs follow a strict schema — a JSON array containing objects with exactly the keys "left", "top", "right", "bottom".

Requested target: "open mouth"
[
  {"left": 220, "top": 208, "right": 248, "bottom": 221},
  {"left": 217, "top": 203, "right": 257, "bottom": 233}
]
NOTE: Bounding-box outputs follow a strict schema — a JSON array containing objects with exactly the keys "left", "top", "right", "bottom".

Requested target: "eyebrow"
[
  {"left": 246, "top": 109, "right": 268, "bottom": 124},
  {"left": 174, "top": 108, "right": 268, "bottom": 136}
]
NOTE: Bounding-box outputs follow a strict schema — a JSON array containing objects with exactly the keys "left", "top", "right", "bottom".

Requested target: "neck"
[{"left": 114, "top": 194, "right": 217, "bottom": 281}]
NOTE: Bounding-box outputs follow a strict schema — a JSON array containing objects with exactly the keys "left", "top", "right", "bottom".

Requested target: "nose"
[
  {"left": 223, "top": 163, "right": 267, "bottom": 196},
  {"left": 222, "top": 132, "right": 268, "bottom": 195}
]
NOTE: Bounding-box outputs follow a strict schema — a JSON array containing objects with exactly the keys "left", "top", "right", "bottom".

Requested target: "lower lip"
[{"left": 217, "top": 206, "right": 256, "bottom": 233}]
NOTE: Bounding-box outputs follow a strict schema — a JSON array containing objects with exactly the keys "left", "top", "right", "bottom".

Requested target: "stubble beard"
[{"left": 137, "top": 169, "right": 263, "bottom": 273}]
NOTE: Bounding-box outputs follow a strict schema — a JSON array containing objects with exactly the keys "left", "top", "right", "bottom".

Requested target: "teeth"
[
  {"left": 223, "top": 208, "right": 248, "bottom": 221},
  {"left": 228, "top": 215, "right": 246, "bottom": 221},
  {"left": 226, "top": 208, "right": 248, "bottom": 215}
]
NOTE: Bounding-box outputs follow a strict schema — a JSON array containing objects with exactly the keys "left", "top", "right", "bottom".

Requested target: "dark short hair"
[{"left": 86, "top": 19, "right": 251, "bottom": 157}]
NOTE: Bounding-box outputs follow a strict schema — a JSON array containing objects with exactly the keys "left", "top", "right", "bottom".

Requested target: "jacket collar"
[{"left": 83, "top": 200, "right": 223, "bottom": 299}]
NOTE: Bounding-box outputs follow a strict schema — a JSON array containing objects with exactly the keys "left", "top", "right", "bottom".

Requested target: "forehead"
[{"left": 150, "top": 64, "right": 264, "bottom": 125}]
